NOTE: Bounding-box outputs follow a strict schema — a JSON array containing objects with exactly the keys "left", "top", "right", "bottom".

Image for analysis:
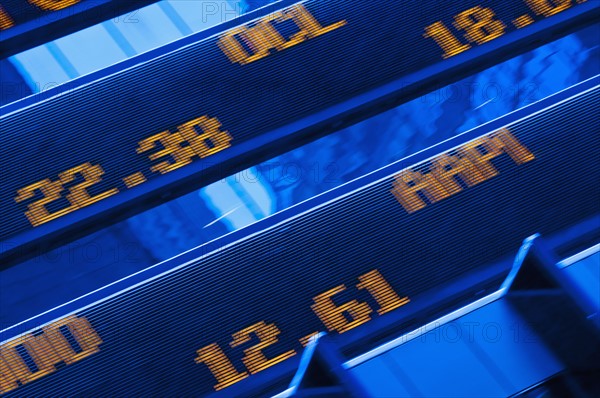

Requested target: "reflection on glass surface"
[{"left": 6, "top": 0, "right": 272, "bottom": 99}]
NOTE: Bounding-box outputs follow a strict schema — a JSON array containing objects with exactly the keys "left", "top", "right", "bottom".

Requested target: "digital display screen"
[
  {"left": 0, "top": 0, "right": 160, "bottom": 56},
  {"left": 1, "top": 0, "right": 597, "bottom": 263},
  {"left": 1, "top": 78, "right": 598, "bottom": 397}
]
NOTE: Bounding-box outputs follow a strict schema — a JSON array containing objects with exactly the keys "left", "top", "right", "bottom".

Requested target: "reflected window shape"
[
  {"left": 200, "top": 181, "right": 258, "bottom": 230},
  {"left": 9, "top": 45, "right": 72, "bottom": 92},
  {"left": 5, "top": 0, "right": 244, "bottom": 99},
  {"left": 228, "top": 167, "right": 275, "bottom": 219},
  {"left": 103, "top": 2, "right": 184, "bottom": 55},
  {"left": 52, "top": 24, "right": 127, "bottom": 77}
]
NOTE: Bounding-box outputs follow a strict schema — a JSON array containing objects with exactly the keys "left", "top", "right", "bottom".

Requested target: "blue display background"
[
  {"left": 3, "top": 73, "right": 598, "bottom": 398},
  {"left": 2, "top": 0, "right": 598, "bottom": 253},
  {"left": 1, "top": 24, "right": 598, "bottom": 331}
]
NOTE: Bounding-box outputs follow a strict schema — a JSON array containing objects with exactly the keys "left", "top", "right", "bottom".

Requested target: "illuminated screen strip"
[
  {"left": 1, "top": 0, "right": 598, "bottom": 264},
  {"left": 1, "top": 77, "right": 598, "bottom": 397}
]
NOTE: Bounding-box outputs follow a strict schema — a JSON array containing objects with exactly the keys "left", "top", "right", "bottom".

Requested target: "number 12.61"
[{"left": 195, "top": 269, "right": 410, "bottom": 391}]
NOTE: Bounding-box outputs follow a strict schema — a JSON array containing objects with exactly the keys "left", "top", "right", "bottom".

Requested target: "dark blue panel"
[
  {"left": 560, "top": 250, "right": 600, "bottom": 315},
  {"left": 456, "top": 300, "right": 563, "bottom": 393},
  {"left": 350, "top": 357, "right": 413, "bottom": 397},
  {"left": 1, "top": 0, "right": 597, "bottom": 264},
  {"left": 384, "top": 321, "right": 509, "bottom": 397}
]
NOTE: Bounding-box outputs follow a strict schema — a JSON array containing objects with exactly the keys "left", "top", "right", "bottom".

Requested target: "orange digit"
[
  {"left": 525, "top": 0, "right": 572, "bottom": 17},
  {"left": 230, "top": 321, "right": 296, "bottom": 374},
  {"left": 137, "top": 131, "right": 195, "bottom": 174},
  {"left": 311, "top": 285, "right": 372, "bottom": 333},
  {"left": 15, "top": 179, "right": 72, "bottom": 226},
  {"left": 28, "top": 0, "right": 80, "bottom": 11},
  {"left": 0, "top": 6, "right": 14, "bottom": 30},
  {"left": 195, "top": 343, "right": 248, "bottom": 391},
  {"left": 424, "top": 21, "right": 472, "bottom": 59},
  {"left": 453, "top": 7, "right": 506, "bottom": 45},
  {"left": 60, "top": 163, "right": 118, "bottom": 208},
  {"left": 177, "top": 116, "right": 232, "bottom": 158},
  {"left": 357, "top": 270, "right": 410, "bottom": 315}
]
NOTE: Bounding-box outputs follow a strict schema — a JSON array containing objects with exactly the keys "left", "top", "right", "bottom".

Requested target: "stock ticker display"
[
  {"left": 1, "top": 78, "right": 598, "bottom": 396},
  {"left": 1, "top": 0, "right": 598, "bottom": 262}
]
